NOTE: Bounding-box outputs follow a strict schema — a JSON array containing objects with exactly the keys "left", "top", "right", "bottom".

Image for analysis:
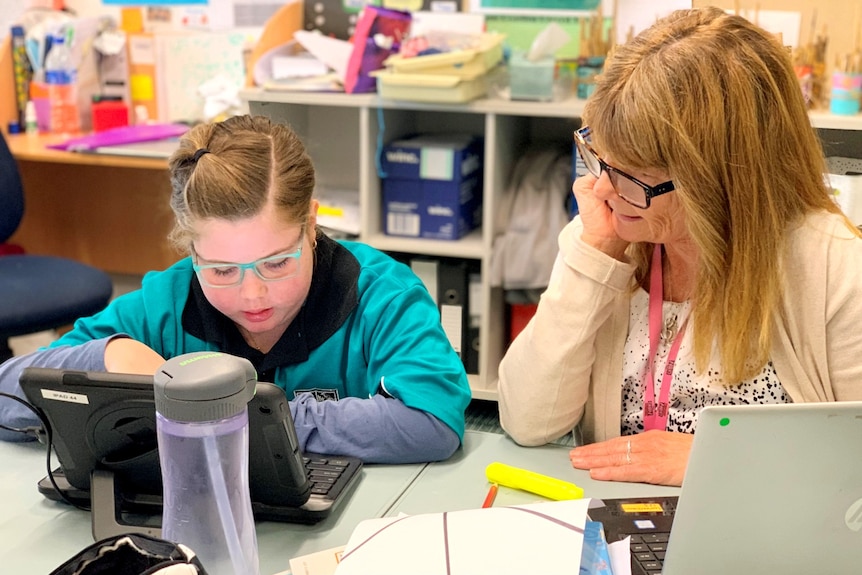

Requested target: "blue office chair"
[{"left": 0, "top": 132, "right": 114, "bottom": 363}]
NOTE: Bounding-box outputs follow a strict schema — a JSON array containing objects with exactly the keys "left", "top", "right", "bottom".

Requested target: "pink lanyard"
[{"left": 642, "top": 244, "right": 688, "bottom": 431}]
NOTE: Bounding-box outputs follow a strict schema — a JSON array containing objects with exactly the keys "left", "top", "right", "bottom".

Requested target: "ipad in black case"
[{"left": 19, "top": 367, "right": 362, "bottom": 539}]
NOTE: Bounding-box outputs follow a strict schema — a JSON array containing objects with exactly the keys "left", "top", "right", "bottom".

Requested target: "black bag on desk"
[{"left": 49, "top": 533, "right": 209, "bottom": 575}]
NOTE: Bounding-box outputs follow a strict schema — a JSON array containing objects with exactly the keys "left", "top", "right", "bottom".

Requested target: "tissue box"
[
  {"left": 509, "top": 53, "right": 555, "bottom": 101},
  {"left": 381, "top": 134, "right": 483, "bottom": 240}
]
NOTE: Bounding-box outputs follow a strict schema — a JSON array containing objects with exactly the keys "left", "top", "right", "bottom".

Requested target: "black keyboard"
[
  {"left": 305, "top": 455, "right": 353, "bottom": 496},
  {"left": 249, "top": 453, "right": 363, "bottom": 523},
  {"left": 38, "top": 451, "right": 363, "bottom": 526},
  {"left": 250, "top": 452, "right": 363, "bottom": 523},
  {"left": 586, "top": 496, "right": 678, "bottom": 575},
  {"left": 628, "top": 532, "right": 670, "bottom": 575}
]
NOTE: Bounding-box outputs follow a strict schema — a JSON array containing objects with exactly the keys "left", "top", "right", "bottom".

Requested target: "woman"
[
  {"left": 498, "top": 7, "right": 862, "bottom": 486},
  {"left": 0, "top": 115, "right": 471, "bottom": 463}
]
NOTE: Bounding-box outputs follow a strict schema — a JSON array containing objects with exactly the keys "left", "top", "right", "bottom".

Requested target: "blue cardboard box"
[
  {"left": 383, "top": 176, "right": 482, "bottom": 240},
  {"left": 381, "top": 134, "right": 482, "bottom": 182},
  {"left": 381, "top": 134, "right": 483, "bottom": 240}
]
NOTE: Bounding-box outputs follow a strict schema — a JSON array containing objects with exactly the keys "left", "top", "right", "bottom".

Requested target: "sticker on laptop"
[{"left": 621, "top": 503, "right": 665, "bottom": 514}]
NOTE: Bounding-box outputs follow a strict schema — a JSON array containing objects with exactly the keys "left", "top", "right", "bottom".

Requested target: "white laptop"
[{"left": 589, "top": 402, "right": 862, "bottom": 574}]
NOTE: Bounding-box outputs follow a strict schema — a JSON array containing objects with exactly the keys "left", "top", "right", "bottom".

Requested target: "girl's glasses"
[{"left": 193, "top": 228, "right": 305, "bottom": 288}]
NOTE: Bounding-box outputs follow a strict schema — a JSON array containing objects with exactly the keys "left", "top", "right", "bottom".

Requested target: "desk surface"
[
  {"left": 0, "top": 431, "right": 678, "bottom": 574},
  {"left": 6, "top": 132, "right": 169, "bottom": 170},
  {"left": 388, "top": 430, "right": 680, "bottom": 516},
  {"left": 0, "top": 440, "right": 425, "bottom": 575}
]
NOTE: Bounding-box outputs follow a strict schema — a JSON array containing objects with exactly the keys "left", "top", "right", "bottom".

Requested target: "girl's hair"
[
  {"left": 583, "top": 7, "right": 857, "bottom": 384},
  {"left": 167, "top": 115, "right": 315, "bottom": 253}
]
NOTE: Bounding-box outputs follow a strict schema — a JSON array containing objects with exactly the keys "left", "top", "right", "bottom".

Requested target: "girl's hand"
[
  {"left": 568, "top": 430, "right": 693, "bottom": 487},
  {"left": 572, "top": 174, "right": 629, "bottom": 260},
  {"left": 104, "top": 337, "right": 165, "bottom": 375}
]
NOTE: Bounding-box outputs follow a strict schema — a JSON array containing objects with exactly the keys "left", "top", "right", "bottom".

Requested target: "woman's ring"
[{"left": 625, "top": 439, "right": 632, "bottom": 464}]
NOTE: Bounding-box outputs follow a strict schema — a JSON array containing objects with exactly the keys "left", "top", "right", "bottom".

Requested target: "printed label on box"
[{"left": 421, "top": 148, "right": 455, "bottom": 180}]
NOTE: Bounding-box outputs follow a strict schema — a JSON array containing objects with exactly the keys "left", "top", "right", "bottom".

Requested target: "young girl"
[{"left": 0, "top": 115, "right": 471, "bottom": 463}]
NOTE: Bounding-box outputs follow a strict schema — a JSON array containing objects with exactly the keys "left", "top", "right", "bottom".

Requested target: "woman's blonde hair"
[
  {"left": 167, "top": 115, "right": 315, "bottom": 253},
  {"left": 583, "top": 7, "right": 857, "bottom": 383}
]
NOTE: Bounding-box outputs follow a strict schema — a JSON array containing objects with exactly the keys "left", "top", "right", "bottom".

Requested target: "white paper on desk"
[
  {"left": 287, "top": 545, "right": 346, "bottom": 575},
  {"left": 334, "top": 499, "right": 591, "bottom": 575},
  {"left": 608, "top": 538, "right": 633, "bottom": 575}
]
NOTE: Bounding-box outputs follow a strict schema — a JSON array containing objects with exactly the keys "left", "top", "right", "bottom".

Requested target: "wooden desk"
[{"left": 6, "top": 133, "right": 181, "bottom": 275}]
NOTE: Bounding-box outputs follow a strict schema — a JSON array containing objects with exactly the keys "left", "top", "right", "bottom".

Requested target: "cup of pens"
[
  {"left": 576, "top": 56, "right": 605, "bottom": 100},
  {"left": 830, "top": 68, "right": 862, "bottom": 115}
]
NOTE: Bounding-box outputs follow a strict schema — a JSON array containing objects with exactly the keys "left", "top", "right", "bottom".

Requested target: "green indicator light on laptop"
[{"left": 719, "top": 417, "right": 730, "bottom": 426}]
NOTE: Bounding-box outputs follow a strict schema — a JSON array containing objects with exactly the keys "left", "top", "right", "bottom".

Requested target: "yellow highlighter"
[{"left": 485, "top": 462, "right": 584, "bottom": 501}]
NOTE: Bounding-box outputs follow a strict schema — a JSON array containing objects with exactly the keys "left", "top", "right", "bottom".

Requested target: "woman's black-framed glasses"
[{"left": 574, "top": 126, "right": 675, "bottom": 209}]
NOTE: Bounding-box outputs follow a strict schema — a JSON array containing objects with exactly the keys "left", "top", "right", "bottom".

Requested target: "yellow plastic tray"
[
  {"left": 381, "top": 33, "right": 505, "bottom": 79},
  {"left": 373, "top": 70, "right": 488, "bottom": 103}
]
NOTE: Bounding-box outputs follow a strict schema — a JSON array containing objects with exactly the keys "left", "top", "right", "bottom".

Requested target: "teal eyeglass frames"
[
  {"left": 574, "top": 126, "right": 676, "bottom": 209},
  {"left": 192, "top": 229, "right": 305, "bottom": 288},
  {"left": 193, "top": 249, "right": 303, "bottom": 288}
]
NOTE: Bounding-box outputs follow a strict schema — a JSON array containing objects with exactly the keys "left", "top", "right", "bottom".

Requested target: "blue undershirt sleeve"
[
  {"left": 0, "top": 337, "right": 117, "bottom": 442},
  {"left": 289, "top": 392, "right": 460, "bottom": 464}
]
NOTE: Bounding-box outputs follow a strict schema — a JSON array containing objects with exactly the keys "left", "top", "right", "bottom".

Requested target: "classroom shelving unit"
[
  {"left": 239, "top": 88, "right": 586, "bottom": 400},
  {"left": 240, "top": 87, "right": 862, "bottom": 401}
]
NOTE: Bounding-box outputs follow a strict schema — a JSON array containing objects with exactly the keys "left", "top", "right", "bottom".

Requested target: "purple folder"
[{"left": 48, "top": 124, "right": 190, "bottom": 151}]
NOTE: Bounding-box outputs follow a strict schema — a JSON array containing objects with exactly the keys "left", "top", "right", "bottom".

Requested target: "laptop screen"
[{"left": 591, "top": 402, "right": 862, "bottom": 575}]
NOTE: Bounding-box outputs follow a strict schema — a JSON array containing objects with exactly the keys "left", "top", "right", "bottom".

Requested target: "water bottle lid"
[{"left": 154, "top": 352, "right": 257, "bottom": 422}]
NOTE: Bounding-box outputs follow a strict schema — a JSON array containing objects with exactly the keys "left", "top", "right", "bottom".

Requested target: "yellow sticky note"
[
  {"left": 319, "top": 205, "right": 345, "bottom": 217},
  {"left": 383, "top": 0, "right": 425, "bottom": 11},
  {"left": 130, "top": 74, "right": 154, "bottom": 101}
]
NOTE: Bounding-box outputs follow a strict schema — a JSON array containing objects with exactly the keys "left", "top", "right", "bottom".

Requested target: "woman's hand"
[
  {"left": 104, "top": 337, "right": 166, "bottom": 375},
  {"left": 568, "top": 430, "right": 694, "bottom": 487},
  {"left": 572, "top": 174, "right": 629, "bottom": 260}
]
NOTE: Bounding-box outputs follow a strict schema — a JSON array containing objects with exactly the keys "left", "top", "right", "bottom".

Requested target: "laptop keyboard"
[
  {"left": 629, "top": 532, "right": 670, "bottom": 574},
  {"left": 589, "top": 496, "right": 678, "bottom": 575}
]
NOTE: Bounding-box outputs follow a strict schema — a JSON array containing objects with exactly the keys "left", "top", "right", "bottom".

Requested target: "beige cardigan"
[{"left": 498, "top": 212, "right": 862, "bottom": 446}]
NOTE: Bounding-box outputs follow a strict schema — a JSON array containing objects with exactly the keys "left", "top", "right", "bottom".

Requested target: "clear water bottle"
[
  {"left": 44, "top": 31, "right": 79, "bottom": 133},
  {"left": 154, "top": 352, "right": 261, "bottom": 575}
]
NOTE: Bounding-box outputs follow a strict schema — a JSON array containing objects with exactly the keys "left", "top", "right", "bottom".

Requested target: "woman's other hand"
[
  {"left": 104, "top": 337, "right": 165, "bottom": 375},
  {"left": 568, "top": 430, "right": 693, "bottom": 487},
  {"left": 572, "top": 175, "right": 629, "bottom": 260}
]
